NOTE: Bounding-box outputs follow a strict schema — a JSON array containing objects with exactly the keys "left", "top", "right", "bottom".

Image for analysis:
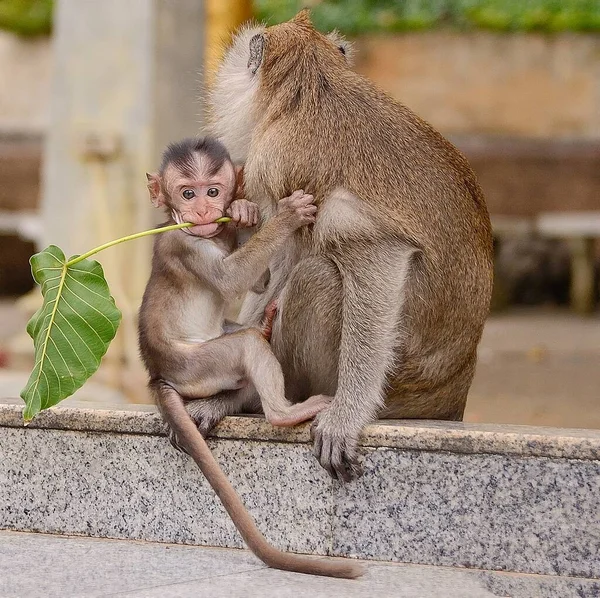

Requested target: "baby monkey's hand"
[
  {"left": 226, "top": 199, "right": 259, "bottom": 228},
  {"left": 277, "top": 190, "right": 317, "bottom": 229}
]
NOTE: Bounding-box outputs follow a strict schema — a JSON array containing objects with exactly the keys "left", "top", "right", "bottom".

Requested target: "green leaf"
[
  {"left": 19, "top": 222, "right": 208, "bottom": 421},
  {"left": 20, "top": 245, "right": 122, "bottom": 421}
]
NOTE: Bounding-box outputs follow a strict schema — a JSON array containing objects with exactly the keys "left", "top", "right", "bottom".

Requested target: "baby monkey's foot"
[
  {"left": 164, "top": 399, "right": 226, "bottom": 455},
  {"left": 260, "top": 299, "right": 278, "bottom": 342},
  {"left": 186, "top": 403, "right": 225, "bottom": 438},
  {"left": 267, "top": 394, "right": 332, "bottom": 427},
  {"left": 165, "top": 421, "right": 188, "bottom": 454}
]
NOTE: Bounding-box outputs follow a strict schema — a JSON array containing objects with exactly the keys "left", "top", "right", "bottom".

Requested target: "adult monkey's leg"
[
  {"left": 270, "top": 256, "right": 342, "bottom": 404},
  {"left": 274, "top": 244, "right": 415, "bottom": 482}
]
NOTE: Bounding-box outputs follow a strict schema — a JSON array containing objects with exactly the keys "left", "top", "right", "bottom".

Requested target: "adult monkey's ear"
[
  {"left": 248, "top": 33, "right": 265, "bottom": 74},
  {"left": 327, "top": 30, "right": 354, "bottom": 65}
]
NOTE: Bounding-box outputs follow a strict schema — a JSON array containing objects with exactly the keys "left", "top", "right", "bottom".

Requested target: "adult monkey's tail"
[{"left": 151, "top": 380, "right": 365, "bottom": 579}]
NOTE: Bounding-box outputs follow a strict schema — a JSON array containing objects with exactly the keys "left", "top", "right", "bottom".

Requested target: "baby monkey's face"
[{"left": 148, "top": 153, "right": 237, "bottom": 238}]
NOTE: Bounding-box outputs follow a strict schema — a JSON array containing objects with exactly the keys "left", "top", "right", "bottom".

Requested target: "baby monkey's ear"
[{"left": 146, "top": 172, "right": 164, "bottom": 208}]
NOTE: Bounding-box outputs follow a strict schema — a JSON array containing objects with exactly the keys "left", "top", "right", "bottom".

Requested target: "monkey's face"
[{"left": 148, "top": 157, "right": 236, "bottom": 238}]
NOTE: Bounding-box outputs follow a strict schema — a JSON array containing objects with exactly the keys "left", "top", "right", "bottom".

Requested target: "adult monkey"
[{"left": 205, "top": 10, "right": 493, "bottom": 482}]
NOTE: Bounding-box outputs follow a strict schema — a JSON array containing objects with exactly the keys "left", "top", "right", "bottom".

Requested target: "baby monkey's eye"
[
  {"left": 182, "top": 189, "right": 195, "bottom": 200},
  {"left": 207, "top": 188, "right": 219, "bottom": 198}
]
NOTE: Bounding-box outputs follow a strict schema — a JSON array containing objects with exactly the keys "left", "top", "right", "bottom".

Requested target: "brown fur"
[{"left": 208, "top": 10, "right": 493, "bottom": 481}]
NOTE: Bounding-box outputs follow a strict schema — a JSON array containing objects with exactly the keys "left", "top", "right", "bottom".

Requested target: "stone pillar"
[
  {"left": 41, "top": 0, "right": 205, "bottom": 401},
  {"left": 568, "top": 237, "right": 596, "bottom": 315}
]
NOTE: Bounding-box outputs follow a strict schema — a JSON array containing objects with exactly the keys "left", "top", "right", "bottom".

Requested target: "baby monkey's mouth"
[
  {"left": 172, "top": 210, "right": 225, "bottom": 238},
  {"left": 187, "top": 222, "right": 222, "bottom": 238}
]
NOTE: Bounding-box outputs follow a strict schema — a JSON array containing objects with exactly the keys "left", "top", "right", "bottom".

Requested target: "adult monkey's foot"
[{"left": 310, "top": 404, "right": 364, "bottom": 482}]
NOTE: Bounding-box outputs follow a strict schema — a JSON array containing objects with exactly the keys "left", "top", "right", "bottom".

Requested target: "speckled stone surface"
[
  {"left": 0, "top": 426, "right": 333, "bottom": 554},
  {"left": 333, "top": 448, "right": 600, "bottom": 579},
  {"left": 1, "top": 402, "right": 599, "bottom": 581}
]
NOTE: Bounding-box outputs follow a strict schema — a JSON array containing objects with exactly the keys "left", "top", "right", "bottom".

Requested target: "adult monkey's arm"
[{"left": 310, "top": 238, "right": 417, "bottom": 482}]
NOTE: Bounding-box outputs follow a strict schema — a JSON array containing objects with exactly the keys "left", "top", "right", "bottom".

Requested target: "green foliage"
[
  {"left": 0, "top": 0, "right": 53, "bottom": 36},
  {"left": 21, "top": 246, "right": 121, "bottom": 422},
  {"left": 253, "top": 0, "right": 600, "bottom": 33}
]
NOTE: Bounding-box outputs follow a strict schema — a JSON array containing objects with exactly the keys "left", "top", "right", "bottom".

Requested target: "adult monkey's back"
[{"left": 208, "top": 10, "right": 493, "bottom": 482}]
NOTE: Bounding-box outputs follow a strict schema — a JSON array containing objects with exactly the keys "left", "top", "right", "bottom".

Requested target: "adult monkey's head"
[{"left": 209, "top": 9, "right": 353, "bottom": 164}]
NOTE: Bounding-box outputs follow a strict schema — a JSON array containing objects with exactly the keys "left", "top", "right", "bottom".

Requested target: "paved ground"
[
  {"left": 2, "top": 531, "right": 598, "bottom": 598},
  {"left": 1, "top": 299, "right": 599, "bottom": 428},
  {"left": 465, "top": 309, "right": 600, "bottom": 428}
]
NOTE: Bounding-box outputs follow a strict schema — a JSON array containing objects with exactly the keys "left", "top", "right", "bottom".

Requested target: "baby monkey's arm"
[{"left": 198, "top": 190, "right": 315, "bottom": 302}]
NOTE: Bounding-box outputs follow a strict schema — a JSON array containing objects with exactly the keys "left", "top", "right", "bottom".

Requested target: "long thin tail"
[{"left": 151, "top": 380, "right": 364, "bottom": 579}]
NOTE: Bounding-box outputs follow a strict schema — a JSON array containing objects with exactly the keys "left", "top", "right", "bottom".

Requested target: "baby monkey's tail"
[{"left": 151, "top": 380, "right": 364, "bottom": 579}]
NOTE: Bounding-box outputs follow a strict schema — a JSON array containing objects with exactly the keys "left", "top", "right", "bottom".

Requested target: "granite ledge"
[{"left": 1, "top": 400, "right": 599, "bottom": 461}]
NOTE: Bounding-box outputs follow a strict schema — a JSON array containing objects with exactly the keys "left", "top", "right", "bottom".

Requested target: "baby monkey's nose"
[{"left": 193, "top": 206, "right": 214, "bottom": 222}]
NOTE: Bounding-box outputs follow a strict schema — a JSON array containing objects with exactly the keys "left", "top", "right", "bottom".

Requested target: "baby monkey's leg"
[
  {"left": 256, "top": 301, "right": 331, "bottom": 424},
  {"left": 239, "top": 329, "right": 330, "bottom": 426},
  {"left": 175, "top": 329, "right": 328, "bottom": 428},
  {"left": 267, "top": 394, "right": 332, "bottom": 427}
]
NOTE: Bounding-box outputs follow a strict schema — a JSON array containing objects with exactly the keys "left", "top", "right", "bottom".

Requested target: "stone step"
[{"left": 1, "top": 402, "right": 599, "bottom": 588}]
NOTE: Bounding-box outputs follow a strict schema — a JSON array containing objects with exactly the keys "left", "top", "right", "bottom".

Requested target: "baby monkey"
[
  {"left": 139, "top": 137, "right": 328, "bottom": 434},
  {"left": 137, "top": 138, "right": 361, "bottom": 579}
]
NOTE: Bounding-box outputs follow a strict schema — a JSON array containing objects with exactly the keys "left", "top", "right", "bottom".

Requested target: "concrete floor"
[
  {"left": 1, "top": 531, "right": 598, "bottom": 598},
  {"left": 466, "top": 309, "right": 600, "bottom": 429}
]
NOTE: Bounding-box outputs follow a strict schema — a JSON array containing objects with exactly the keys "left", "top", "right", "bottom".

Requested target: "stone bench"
[
  {"left": 537, "top": 211, "right": 600, "bottom": 314},
  {"left": 491, "top": 212, "right": 600, "bottom": 313},
  {"left": 1, "top": 401, "right": 599, "bottom": 586}
]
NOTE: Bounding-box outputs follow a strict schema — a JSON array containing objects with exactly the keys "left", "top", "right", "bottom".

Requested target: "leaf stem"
[{"left": 66, "top": 218, "right": 231, "bottom": 266}]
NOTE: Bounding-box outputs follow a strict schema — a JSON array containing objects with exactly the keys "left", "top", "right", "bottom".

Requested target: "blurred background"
[{"left": 0, "top": 0, "right": 598, "bottom": 427}]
